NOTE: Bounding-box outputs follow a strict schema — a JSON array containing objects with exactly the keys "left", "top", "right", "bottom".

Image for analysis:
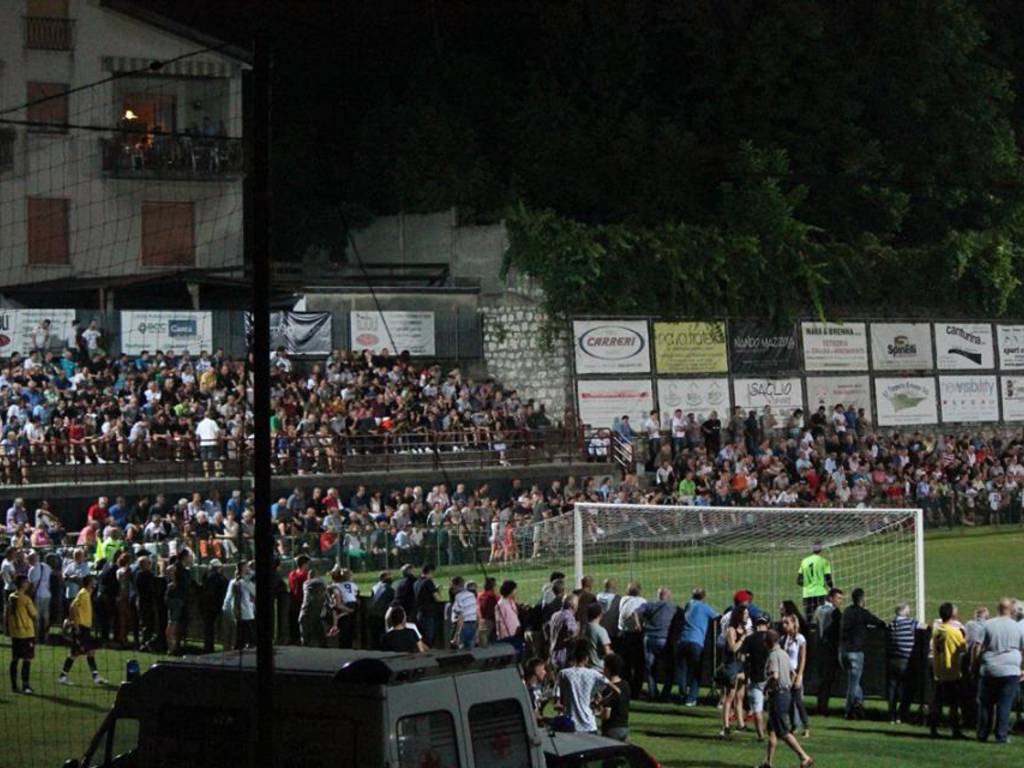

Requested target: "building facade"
[{"left": 0, "top": 0, "right": 247, "bottom": 299}]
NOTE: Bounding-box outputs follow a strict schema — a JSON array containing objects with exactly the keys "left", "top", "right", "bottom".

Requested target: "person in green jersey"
[{"left": 797, "top": 543, "right": 833, "bottom": 617}]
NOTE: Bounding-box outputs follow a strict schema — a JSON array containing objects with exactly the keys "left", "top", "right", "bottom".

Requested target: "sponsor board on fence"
[
  {"left": 0, "top": 309, "right": 76, "bottom": 356},
  {"left": 246, "top": 312, "right": 333, "bottom": 355},
  {"left": 572, "top": 319, "right": 650, "bottom": 375},
  {"left": 805, "top": 375, "right": 872, "bottom": 420},
  {"left": 732, "top": 377, "right": 804, "bottom": 415},
  {"left": 874, "top": 377, "right": 938, "bottom": 426},
  {"left": 653, "top": 321, "right": 728, "bottom": 374},
  {"left": 996, "top": 325, "right": 1024, "bottom": 370},
  {"left": 576, "top": 379, "right": 654, "bottom": 429},
  {"left": 934, "top": 322, "right": 994, "bottom": 369},
  {"left": 939, "top": 375, "right": 999, "bottom": 423},
  {"left": 869, "top": 323, "right": 933, "bottom": 371},
  {"left": 1000, "top": 376, "right": 1024, "bottom": 421},
  {"left": 657, "top": 378, "right": 730, "bottom": 421},
  {"left": 350, "top": 311, "right": 435, "bottom": 356},
  {"left": 728, "top": 321, "right": 801, "bottom": 373},
  {"left": 801, "top": 322, "right": 869, "bottom": 371},
  {"left": 120, "top": 311, "right": 213, "bottom": 355}
]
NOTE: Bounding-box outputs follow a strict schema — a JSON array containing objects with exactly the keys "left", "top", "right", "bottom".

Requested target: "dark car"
[{"left": 542, "top": 732, "right": 661, "bottom": 768}]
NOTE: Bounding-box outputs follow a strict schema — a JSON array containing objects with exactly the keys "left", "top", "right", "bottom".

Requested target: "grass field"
[{"left": 3, "top": 526, "right": 1023, "bottom": 768}]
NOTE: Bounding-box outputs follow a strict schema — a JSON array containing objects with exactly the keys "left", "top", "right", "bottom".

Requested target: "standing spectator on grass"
[
  {"left": 477, "top": 576, "right": 498, "bottom": 647},
  {"left": 414, "top": 563, "right": 443, "bottom": 648},
  {"left": 549, "top": 593, "right": 580, "bottom": 670},
  {"left": 299, "top": 568, "right": 327, "bottom": 648},
  {"left": 743, "top": 615, "right": 772, "bottom": 741},
  {"left": 963, "top": 606, "right": 990, "bottom": 729},
  {"left": 639, "top": 587, "right": 675, "bottom": 701},
  {"left": 287, "top": 554, "right": 311, "bottom": 644},
  {"left": 673, "top": 588, "right": 718, "bottom": 706},
  {"left": 223, "top": 561, "right": 255, "bottom": 650},
  {"left": 7, "top": 575, "right": 36, "bottom": 694},
  {"left": 600, "top": 653, "right": 631, "bottom": 741},
  {"left": 616, "top": 582, "right": 647, "bottom": 699},
  {"left": 886, "top": 603, "right": 918, "bottom": 724},
  {"left": 199, "top": 559, "right": 228, "bottom": 653},
  {"left": 762, "top": 628, "right": 814, "bottom": 768},
  {"left": 26, "top": 551, "right": 52, "bottom": 644},
  {"left": 449, "top": 575, "right": 478, "bottom": 649},
  {"left": 782, "top": 612, "right": 810, "bottom": 737},
  {"left": 366, "top": 572, "right": 394, "bottom": 650},
  {"left": 134, "top": 556, "right": 157, "bottom": 651},
  {"left": 814, "top": 588, "right": 844, "bottom": 715},
  {"left": 929, "top": 602, "right": 966, "bottom": 738},
  {"left": 495, "top": 579, "right": 523, "bottom": 659},
  {"left": 558, "top": 638, "right": 609, "bottom": 734},
  {"left": 976, "top": 597, "right": 1024, "bottom": 744},
  {"left": 840, "top": 587, "right": 883, "bottom": 720},
  {"left": 583, "top": 602, "right": 612, "bottom": 670}
]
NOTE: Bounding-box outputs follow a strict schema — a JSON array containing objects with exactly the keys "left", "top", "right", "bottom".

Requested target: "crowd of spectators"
[{"left": 0, "top": 322, "right": 556, "bottom": 482}]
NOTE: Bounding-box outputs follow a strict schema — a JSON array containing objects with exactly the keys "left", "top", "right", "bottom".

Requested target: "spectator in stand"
[
  {"left": 840, "top": 587, "right": 883, "bottom": 720},
  {"left": 886, "top": 602, "right": 918, "bottom": 724},
  {"left": 929, "top": 602, "right": 966, "bottom": 739},
  {"left": 976, "top": 597, "right": 1024, "bottom": 744}
]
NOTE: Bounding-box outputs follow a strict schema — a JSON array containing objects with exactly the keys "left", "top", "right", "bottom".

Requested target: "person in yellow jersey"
[
  {"left": 59, "top": 575, "right": 108, "bottom": 686},
  {"left": 929, "top": 602, "right": 966, "bottom": 739},
  {"left": 7, "top": 574, "right": 37, "bottom": 694},
  {"left": 796, "top": 542, "right": 834, "bottom": 618}
]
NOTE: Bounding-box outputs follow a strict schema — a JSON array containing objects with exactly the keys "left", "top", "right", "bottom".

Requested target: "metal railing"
[
  {"left": 23, "top": 16, "right": 75, "bottom": 50},
  {"left": 100, "top": 135, "right": 245, "bottom": 180}
]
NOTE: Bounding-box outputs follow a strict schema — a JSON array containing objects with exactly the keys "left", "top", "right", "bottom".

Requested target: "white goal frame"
[{"left": 572, "top": 503, "right": 925, "bottom": 622}]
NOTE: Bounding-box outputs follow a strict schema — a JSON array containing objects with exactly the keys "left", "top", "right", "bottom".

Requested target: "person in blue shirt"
[
  {"left": 108, "top": 496, "right": 130, "bottom": 529},
  {"left": 615, "top": 415, "right": 635, "bottom": 445},
  {"left": 673, "top": 588, "right": 720, "bottom": 705}
]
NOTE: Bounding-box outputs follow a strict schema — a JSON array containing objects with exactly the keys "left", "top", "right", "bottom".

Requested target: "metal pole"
[
  {"left": 251, "top": 30, "right": 274, "bottom": 768},
  {"left": 573, "top": 504, "right": 584, "bottom": 589},
  {"left": 914, "top": 507, "right": 926, "bottom": 623}
]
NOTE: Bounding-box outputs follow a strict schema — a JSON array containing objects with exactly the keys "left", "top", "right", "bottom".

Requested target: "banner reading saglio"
[
  {"left": 732, "top": 377, "right": 804, "bottom": 416},
  {"left": 576, "top": 379, "right": 654, "bottom": 429},
  {"left": 572, "top": 320, "right": 650, "bottom": 375},
  {"left": 653, "top": 321, "right": 727, "bottom": 373},
  {"left": 120, "top": 311, "right": 213, "bottom": 355}
]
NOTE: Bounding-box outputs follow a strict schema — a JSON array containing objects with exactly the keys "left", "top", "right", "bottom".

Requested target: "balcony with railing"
[
  {"left": 100, "top": 133, "right": 245, "bottom": 181},
  {"left": 0, "top": 129, "right": 14, "bottom": 171},
  {"left": 24, "top": 16, "right": 75, "bottom": 50}
]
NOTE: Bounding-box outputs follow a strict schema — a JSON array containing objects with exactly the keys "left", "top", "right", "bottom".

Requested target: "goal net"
[{"left": 555, "top": 503, "right": 926, "bottom": 622}]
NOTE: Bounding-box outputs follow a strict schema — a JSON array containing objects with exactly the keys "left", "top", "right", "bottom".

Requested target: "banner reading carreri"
[
  {"left": 572, "top": 319, "right": 651, "bottom": 375},
  {"left": 653, "top": 321, "right": 728, "bottom": 374}
]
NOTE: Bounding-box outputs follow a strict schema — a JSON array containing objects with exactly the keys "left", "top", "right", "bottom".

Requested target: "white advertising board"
[
  {"left": 732, "top": 377, "right": 804, "bottom": 415},
  {"left": 1000, "top": 376, "right": 1024, "bottom": 421},
  {"left": 934, "top": 323, "right": 994, "bottom": 369},
  {"left": 939, "top": 375, "right": 999, "bottom": 423},
  {"left": 996, "top": 325, "right": 1024, "bottom": 370},
  {"left": 576, "top": 379, "right": 654, "bottom": 429},
  {"left": 874, "top": 377, "right": 938, "bottom": 426},
  {"left": 572, "top": 319, "right": 651, "bottom": 375},
  {"left": 0, "top": 309, "right": 76, "bottom": 356},
  {"left": 657, "top": 378, "right": 731, "bottom": 422},
  {"left": 801, "top": 321, "right": 868, "bottom": 371},
  {"left": 120, "top": 311, "right": 213, "bottom": 355},
  {"left": 805, "top": 375, "right": 873, "bottom": 420},
  {"left": 350, "top": 311, "right": 435, "bottom": 356},
  {"left": 869, "top": 323, "right": 933, "bottom": 371}
]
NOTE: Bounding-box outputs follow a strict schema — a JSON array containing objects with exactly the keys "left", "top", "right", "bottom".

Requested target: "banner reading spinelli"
[
  {"left": 653, "top": 321, "right": 727, "bottom": 373},
  {"left": 728, "top": 321, "right": 800, "bottom": 373}
]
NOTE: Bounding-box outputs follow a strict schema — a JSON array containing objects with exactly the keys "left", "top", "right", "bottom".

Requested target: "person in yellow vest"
[
  {"left": 7, "top": 574, "right": 37, "bottom": 694},
  {"left": 929, "top": 601, "right": 966, "bottom": 739},
  {"left": 58, "top": 575, "right": 108, "bottom": 686}
]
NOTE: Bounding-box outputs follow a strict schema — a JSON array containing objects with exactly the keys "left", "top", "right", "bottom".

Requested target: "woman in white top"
[
  {"left": 223, "top": 561, "right": 256, "bottom": 649},
  {"left": 782, "top": 613, "right": 810, "bottom": 737}
]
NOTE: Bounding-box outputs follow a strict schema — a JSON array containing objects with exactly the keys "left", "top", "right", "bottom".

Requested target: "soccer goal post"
[{"left": 571, "top": 503, "right": 925, "bottom": 623}]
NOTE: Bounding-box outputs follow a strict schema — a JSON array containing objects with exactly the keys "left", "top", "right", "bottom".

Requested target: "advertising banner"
[
  {"left": 869, "top": 323, "right": 933, "bottom": 371},
  {"left": 657, "top": 378, "right": 730, "bottom": 421},
  {"left": 732, "top": 377, "right": 804, "bottom": 415},
  {"left": 996, "top": 325, "right": 1024, "bottom": 370},
  {"left": 934, "top": 322, "right": 994, "bottom": 369},
  {"left": 0, "top": 309, "right": 76, "bottom": 356},
  {"left": 874, "top": 377, "right": 939, "bottom": 426},
  {"left": 652, "top": 321, "right": 728, "bottom": 373},
  {"left": 801, "top": 322, "right": 869, "bottom": 371},
  {"left": 939, "top": 375, "right": 999, "bottom": 423},
  {"left": 247, "top": 312, "right": 333, "bottom": 356},
  {"left": 572, "top": 319, "right": 650, "bottom": 375},
  {"left": 728, "top": 321, "right": 800, "bottom": 373},
  {"left": 805, "top": 375, "right": 873, "bottom": 420},
  {"left": 1000, "top": 376, "right": 1024, "bottom": 421},
  {"left": 576, "top": 379, "right": 654, "bottom": 429},
  {"left": 350, "top": 311, "right": 435, "bottom": 356},
  {"left": 120, "top": 311, "right": 213, "bottom": 355}
]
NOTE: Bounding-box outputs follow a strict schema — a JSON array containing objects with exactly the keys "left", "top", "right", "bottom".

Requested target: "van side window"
[
  {"left": 468, "top": 699, "right": 530, "bottom": 768},
  {"left": 397, "top": 711, "right": 458, "bottom": 768},
  {"left": 154, "top": 706, "right": 250, "bottom": 767}
]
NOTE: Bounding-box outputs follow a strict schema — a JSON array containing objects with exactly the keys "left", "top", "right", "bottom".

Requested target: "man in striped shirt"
[{"left": 885, "top": 603, "right": 918, "bottom": 724}]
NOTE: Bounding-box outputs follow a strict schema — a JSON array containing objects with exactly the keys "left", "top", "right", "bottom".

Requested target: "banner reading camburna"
[
  {"left": 120, "top": 311, "right": 213, "bottom": 355},
  {"left": 939, "top": 375, "right": 999, "bottom": 423},
  {"left": 0, "top": 309, "right": 76, "bottom": 356},
  {"left": 732, "top": 377, "right": 804, "bottom": 415},
  {"left": 801, "top": 322, "right": 869, "bottom": 371},
  {"left": 657, "top": 378, "right": 730, "bottom": 421},
  {"left": 996, "top": 325, "right": 1024, "bottom": 370},
  {"left": 869, "top": 323, "right": 933, "bottom": 371},
  {"left": 1001, "top": 376, "right": 1024, "bottom": 421},
  {"left": 805, "top": 375, "right": 872, "bottom": 420},
  {"left": 653, "top": 321, "right": 728, "bottom": 374},
  {"left": 351, "top": 311, "right": 435, "bottom": 356},
  {"left": 874, "top": 377, "right": 938, "bottom": 426},
  {"left": 576, "top": 379, "right": 654, "bottom": 429},
  {"left": 934, "top": 322, "right": 994, "bottom": 369},
  {"left": 572, "top": 319, "right": 650, "bottom": 375},
  {"left": 728, "top": 321, "right": 800, "bottom": 373}
]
